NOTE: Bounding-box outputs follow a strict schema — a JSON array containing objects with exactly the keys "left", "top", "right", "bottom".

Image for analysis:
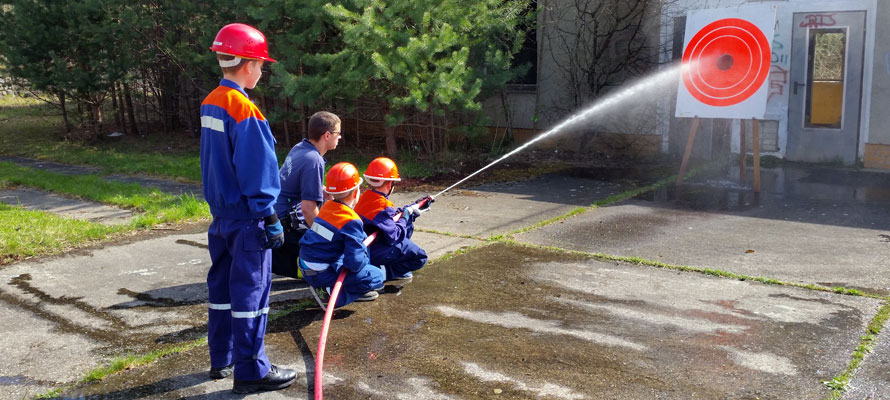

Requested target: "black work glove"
[
  {"left": 263, "top": 214, "right": 285, "bottom": 249},
  {"left": 414, "top": 194, "right": 434, "bottom": 211}
]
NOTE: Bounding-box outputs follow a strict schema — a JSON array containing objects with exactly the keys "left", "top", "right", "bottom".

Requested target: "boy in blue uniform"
[
  {"left": 200, "top": 23, "right": 295, "bottom": 394},
  {"left": 354, "top": 157, "right": 431, "bottom": 284},
  {"left": 299, "top": 162, "right": 385, "bottom": 308}
]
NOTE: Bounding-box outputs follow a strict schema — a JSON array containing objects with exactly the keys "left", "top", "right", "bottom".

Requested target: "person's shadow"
[
  {"left": 266, "top": 305, "right": 355, "bottom": 399},
  {"left": 71, "top": 304, "right": 353, "bottom": 399}
]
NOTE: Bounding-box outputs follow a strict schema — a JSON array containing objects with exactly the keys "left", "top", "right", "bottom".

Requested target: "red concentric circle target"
[{"left": 682, "top": 18, "right": 771, "bottom": 107}]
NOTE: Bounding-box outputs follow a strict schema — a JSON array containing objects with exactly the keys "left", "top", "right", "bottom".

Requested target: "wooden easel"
[{"left": 676, "top": 117, "right": 760, "bottom": 192}]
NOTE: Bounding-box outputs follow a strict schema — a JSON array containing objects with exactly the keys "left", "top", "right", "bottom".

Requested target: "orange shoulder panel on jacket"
[
  {"left": 318, "top": 201, "right": 361, "bottom": 230},
  {"left": 201, "top": 87, "right": 266, "bottom": 123},
  {"left": 354, "top": 190, "right": 393, "bottom": 221}
]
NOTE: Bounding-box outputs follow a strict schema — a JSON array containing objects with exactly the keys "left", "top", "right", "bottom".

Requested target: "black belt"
[{"left": 282, "top": 214, "right": 308, "bottom": 234}]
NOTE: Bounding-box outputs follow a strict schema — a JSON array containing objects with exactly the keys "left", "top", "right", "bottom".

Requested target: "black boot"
[
  {"left": 208, "top": 363, "right": 234, "bottom": 379},
  {"left": 232, "top": 365, "right": 297, "bottom": 394}
]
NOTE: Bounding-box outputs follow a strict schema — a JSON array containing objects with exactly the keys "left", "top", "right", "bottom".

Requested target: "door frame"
[{"left": 786, "top": 10, "right": 866, "bottom": 165}]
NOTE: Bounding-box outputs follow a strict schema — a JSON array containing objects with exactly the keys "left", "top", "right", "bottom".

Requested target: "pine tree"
[
  {"left": 262, "top": 0, "right": 531, "bottom": 156},
  {"left": 0, "top": 0, "right": 139, "bottom": 137}
]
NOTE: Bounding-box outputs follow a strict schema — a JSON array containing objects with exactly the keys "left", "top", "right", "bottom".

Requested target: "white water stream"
[{"left": 433, "top": 64, "right": 686, "bottom": 198}]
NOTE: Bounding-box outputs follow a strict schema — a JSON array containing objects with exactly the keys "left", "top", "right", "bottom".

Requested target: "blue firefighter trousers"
[
  {"left": 207, "top": 217, "right": 272, "bottom": 381},
  {"left": 369, "top": 238, "right": 428, "bottom": 281}
]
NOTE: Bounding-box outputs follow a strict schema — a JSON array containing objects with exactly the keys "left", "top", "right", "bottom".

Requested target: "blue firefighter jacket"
[
  {"left": 299, "top": 200, "right": 371, "bottom": 273},
  {"left": 200, "top": 79, "right": 280, "bottom": 220},
  {"left": 354, "top": 189, "right": 412, "bottom": 247}
]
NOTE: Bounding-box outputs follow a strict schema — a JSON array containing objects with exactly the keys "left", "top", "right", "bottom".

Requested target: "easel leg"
[
  {"left": 739, "top": 119, "right": 746, "bottom": 182},
  {"left": 752, "top": 118, "right": 761, "bottom": 193},
  {"left": 676, "top": 117, "right": 701, "bottom": 185}
]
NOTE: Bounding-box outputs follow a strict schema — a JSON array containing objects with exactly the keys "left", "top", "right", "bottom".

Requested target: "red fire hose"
[{"left": 314, "top": 197, "right": 430, "bottom": 400}]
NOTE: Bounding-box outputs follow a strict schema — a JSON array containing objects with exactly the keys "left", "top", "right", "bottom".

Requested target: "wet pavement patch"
[
  {"left": 285, "top": 242, "right": 879, "bottom": 398},
  {"left": 47, "top": 237, "right": 882, "bottom": 398},
  {"left": 517, "top": 192, "right": 890, "bottom": 294},
  {"left": 82, "top": 241, "right": 872, "bottom": 399}
]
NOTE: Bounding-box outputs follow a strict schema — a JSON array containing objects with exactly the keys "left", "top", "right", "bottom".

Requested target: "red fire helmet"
[
  {"left": 363, "top": 157, "right": 401, "bottom": 185},
  {"left": 325, "top": 162, "right": 363, "bottom": 194},
  {"left": 210, "top": 23, "right": 277, "bottom": 63}
]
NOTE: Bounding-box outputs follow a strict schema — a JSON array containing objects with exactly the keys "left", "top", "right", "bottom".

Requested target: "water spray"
[{"left": 433, "top": 64, "right": 685, "bottom": 199}]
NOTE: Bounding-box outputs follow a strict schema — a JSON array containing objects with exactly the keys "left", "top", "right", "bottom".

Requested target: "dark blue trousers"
[
  {"left": 207, "top": 217, "right": 271, "bottom": 381},
  {"left": 369, "top": 238, "right": 428, "bottom": 281}
]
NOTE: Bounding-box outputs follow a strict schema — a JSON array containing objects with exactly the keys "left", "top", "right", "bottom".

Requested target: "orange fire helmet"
[
  {"left": 363, "top": 157, "right": 401, "bottom": 186},
  {"left": 325, "top": 162, "right": 363, "bottom": 194}
]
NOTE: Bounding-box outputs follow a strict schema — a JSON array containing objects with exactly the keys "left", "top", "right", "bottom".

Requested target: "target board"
[{"left": 675, "top": 6, "right": 776, "bottom": 119}]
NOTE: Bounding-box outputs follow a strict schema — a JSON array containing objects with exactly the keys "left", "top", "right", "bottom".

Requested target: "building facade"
[{"left": 485, "top": 0, "right": 890, "bottom": 170}]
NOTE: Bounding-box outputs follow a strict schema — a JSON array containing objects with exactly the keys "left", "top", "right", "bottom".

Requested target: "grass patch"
[
  {"left": 0, "top": 162, "right": 210, "bottom": 262},
  {"left": 0, "top": 203, "right": 124, "bottom": 263},
  {"left": 268, "top": 299, "right": 316, "bottom": 320},
  {"left": 33, "top": 338, "right": 208, "bottom": 399},
  {"left": 824, "top": 301, "right": 890, "bottom": 398},
  {"left": 0, "top": 98, "right": 202, "bottom": 181},
  {"left": 0, "top": 162, "right": 209, "bottom": 227}
]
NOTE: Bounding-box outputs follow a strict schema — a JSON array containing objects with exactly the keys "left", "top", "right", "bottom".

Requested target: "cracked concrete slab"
[
  {"left": 0, "top": 225, "right": 478, "bottom": 399},
  {"left": 62, "top": 243, "right": 881, "bottom": 399},
  {"left": 515, "top": 198, "right": 890, "bottom": 294},
  {"left": 844, "top": 324, "right": 890, "bottom": 399},
  {"left": 514, "top": 166, "right": 890, "bottom": 294},
  {"left": 0, "top": 298, "right": 102, "bottom": 399}
]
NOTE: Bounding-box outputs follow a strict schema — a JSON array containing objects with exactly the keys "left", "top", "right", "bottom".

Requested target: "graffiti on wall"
[
  {"left": 771, "top": 35, "right": 788, "bottom": 66},
  {"left": 769, "top": 18, "right": 789, "bottom": 104},
  {"left": 768, "top": 65, "right": 789, "bottom": 102},
  {"left": 799, "top": 14, "right": 837, "bottom": 28}
]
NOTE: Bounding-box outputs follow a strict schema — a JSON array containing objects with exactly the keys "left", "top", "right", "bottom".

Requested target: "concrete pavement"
[{"left": 1, "top": 161, "right": 889, "bottom": 399}]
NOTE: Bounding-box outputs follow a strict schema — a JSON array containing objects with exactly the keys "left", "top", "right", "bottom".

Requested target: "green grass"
[
  {"left": 824, "top": 301, "right": 890, "bottom": 398},
  {"left": 33, "top": 338, "right": 207, "bottom": 399},
  {"left": 81, "top": 339, "right": 207, "bottom": 383},
  {"left": 0, "top": 203, "right": 124, "bottom": 263},
  {"left": 0, "top": 97, "right": 202, "bottom": 181},
  {"left": 0, "top": 162, "right": 210, "bottom": 263},
  {"left": 0, "top": 162, "right": 209, "bottom": 227}
]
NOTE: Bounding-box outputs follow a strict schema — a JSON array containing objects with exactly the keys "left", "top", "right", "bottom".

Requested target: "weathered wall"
[
  {"left": 864, "top": 0, "right": 890, "bottom": 169},
  {"left": 866, "top": 0, "right": 890, "bottom": 147}
]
